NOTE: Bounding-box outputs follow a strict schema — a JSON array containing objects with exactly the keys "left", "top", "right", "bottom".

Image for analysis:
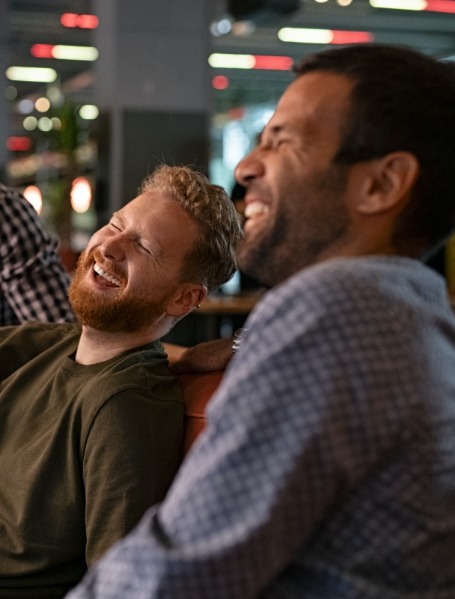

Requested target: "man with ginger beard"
[{"left": 0, "top": 165, "right": 242, "bottom": 599}]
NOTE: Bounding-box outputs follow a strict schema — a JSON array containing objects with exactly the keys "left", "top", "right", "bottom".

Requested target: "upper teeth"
[
  {"left": 94, "top": 263, "right": 121, "bottom": 286},
  {"left": 244, "top": 202, "right": 268, "bottom": 219}
]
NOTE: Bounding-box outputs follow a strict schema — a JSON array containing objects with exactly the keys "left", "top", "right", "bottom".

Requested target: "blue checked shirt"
[
  {"left": 67, "top": 257, "right": 455, "bottom": 599},
  {"left": 0, "top": 183, "right": 75, "bottom": 325}
]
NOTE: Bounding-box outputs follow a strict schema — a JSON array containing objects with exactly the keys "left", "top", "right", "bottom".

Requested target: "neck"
[{"left": 75, "top": 325, "right": 162, "bottom": 365}]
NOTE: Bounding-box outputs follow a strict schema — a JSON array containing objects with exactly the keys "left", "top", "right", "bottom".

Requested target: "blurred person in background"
[{"left": 0, "top": 182, "right": 75, "bottom": 325}]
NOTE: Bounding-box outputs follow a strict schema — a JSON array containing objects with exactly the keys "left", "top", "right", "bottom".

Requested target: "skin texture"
[{"left": 70, "top": 191, "right": 206, "bottom": 365}]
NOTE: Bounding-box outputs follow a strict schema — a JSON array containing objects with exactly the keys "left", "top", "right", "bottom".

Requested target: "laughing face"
[
  {"left": 69, "top": 191, "right": 198, "bottom": 333},
  {"left": 235, "top": 72, "right": 355, "bottom": 288}
]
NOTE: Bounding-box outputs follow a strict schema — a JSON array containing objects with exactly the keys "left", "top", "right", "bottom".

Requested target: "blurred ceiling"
[
  {"left": 7, "top": 0, "right": 95, "bottom": 99},
  {"left": 5, "top": 0, "right": 455, "bottom": 114}
]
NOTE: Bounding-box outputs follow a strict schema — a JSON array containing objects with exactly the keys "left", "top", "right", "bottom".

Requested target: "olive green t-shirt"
[{"left": 0, "top": 322, "right": 184, "bottom": 598}]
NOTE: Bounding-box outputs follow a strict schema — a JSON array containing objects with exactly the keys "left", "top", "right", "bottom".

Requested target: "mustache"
[{"left": 78, "top": 248, "right": 126, "bottom": 285}]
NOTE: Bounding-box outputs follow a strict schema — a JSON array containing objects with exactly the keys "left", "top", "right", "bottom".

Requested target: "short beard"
[
  {"left": 237, "top": 163, "right": 349, "bottom": 288},
  {"left": 69, "top": 250, "right": 174, "bottom": 333}
]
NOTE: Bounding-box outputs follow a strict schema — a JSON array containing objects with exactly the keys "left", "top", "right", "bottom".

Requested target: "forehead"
[
  {"left": 117, "top": 190, "right": 196, "bottom": 250},
  {"left": 267, "top": 71, "right": 353, "bottom": 142}
]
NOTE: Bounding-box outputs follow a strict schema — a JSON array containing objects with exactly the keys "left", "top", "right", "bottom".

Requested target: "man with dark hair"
[
  {"left": 0, "top": 183, "right": 75, "bottom": 325},
  {"left": 0, "top": 165, "right": 242, "bottom": 598},
  {"left": 68, "top": 45, "right": 455, "bottom": 599}
]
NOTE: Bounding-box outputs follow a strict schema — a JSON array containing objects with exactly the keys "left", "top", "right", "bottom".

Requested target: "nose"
[
  {"left": 235, "top": 147, "right": 265, "bottom": 187},
  {"left": 99, "top": 233, "right": 126, "bottom": 262}
]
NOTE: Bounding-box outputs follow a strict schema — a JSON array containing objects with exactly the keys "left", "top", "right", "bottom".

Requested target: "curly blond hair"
[{"left": 140, "top": 165, "right": 243, "bottom": 293}]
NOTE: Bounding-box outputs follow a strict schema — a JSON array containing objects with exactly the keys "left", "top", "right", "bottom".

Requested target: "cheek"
[{"left": 85, "top": 233, "right": 104, "bottom": 255}]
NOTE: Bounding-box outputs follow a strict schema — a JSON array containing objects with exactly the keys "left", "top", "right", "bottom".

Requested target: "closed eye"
[
  {"left": 108, "top": 221, "right": 122, "bottom": 231},
  {"left": 136, "top": 237, "right": 162, "bottom": 259},
  {"left": 136, "top": 239, "right": 152, "bottom": 253}
]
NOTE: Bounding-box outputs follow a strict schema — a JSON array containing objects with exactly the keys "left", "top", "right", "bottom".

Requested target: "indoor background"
[{"left": 2, "top": 0, "right": 455, "bottom": 341}]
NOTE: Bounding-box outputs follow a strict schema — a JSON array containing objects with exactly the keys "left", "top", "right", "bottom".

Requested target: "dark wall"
[{"left": 122, "top": 109, "right": 210, "bottom": 203}]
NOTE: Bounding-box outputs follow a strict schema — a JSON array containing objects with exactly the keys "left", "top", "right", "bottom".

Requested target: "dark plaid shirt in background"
[
  {"left": 67, "top": 257, "right": 455, "bottom": 599},
  {"left": 0, "top": 183, "right": 75, "bottom": 325}
]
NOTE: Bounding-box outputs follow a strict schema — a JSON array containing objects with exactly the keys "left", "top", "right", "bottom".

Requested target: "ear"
[
  {"left": 356, "top": 151, "right": 420, "bottom": 216},
  {"left": 165, "top": 283, "right": 208, "bottom": 318}
]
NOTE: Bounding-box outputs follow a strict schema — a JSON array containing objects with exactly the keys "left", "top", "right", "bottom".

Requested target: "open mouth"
[
  {"left": 244, "top": 201, "right": 269, "bottom": 219},
  {"left": 243, "top": 201, "right": 269, "bottom": 230},
  {"left": 93, "top": 262, "right": 122, "bottom": 287}
]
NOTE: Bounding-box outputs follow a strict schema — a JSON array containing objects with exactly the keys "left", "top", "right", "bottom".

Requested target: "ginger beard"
[{"left": 68, "top": 249, "right": 177, "bottom": 333}]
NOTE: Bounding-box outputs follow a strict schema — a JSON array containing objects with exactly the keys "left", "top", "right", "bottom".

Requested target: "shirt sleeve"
[
  {"left": 66, "top": 267, "right": 412, "bottom": 599},
  {"left": 0, "top": 186, "right": 75, "bottom": 324},
  {"left": 83, "top": 389, "right": 184, "bottom": 565}
]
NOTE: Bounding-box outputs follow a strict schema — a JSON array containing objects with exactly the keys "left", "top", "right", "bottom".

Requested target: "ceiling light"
[
  {"left": 60, "top": 13, "right": 99, "bottom": 29},
  {"left": 18, "top": 99, "right": 34, "bottom": 114},
  {"left": 209, "top": 53, "right": 255, "bottom": 69},
  {"left": 7, "top": 136, "right": 32, "bottom": 152},
  {"left": 38, "top": 117, "right": 53, "bottom": 132},
  {"left": 370, "top": 0, "right": 425, "bottom": 8},
  {"left": 278, "top": 28, "right": 373, "bottom": 44},
  {"left": 31, "top": 44, "right": 99, "bottom": 61},
  {"left": 53, "top": 45, "right": 99, "bottom": 61},
  {"left": 279, "top": 27, "right": 332, "bottom": 44},
  {"left": 212, "top": 75, "right": 230, "bottom": 90},
  {"left": 210, "top": 17, "right": 233, "bottom": 36},
  {"left": 23, "top": 186, "right": 43, "bottom": 214},
  {"left": 23, "top": 116, "right": 38, "bottom": 130},
  {"left": 6, "top": 66, "right": 57, "bottom": 82},
  {"left": 71, "top": 177, "right": 92, "bottom": 213},
  {"left": 79, "top": 105, "right": 99, "bottom": 120},
  {"left": 35, "top": 97, "right": 51, "bottom": 112},
  {"left": 253, "top": 55, "right": 294, "bottom": 69},
  {"left": 208, "top": 53, "right": 293, "bottom": 70},
  {"left": 370, "top": 0, "right": 455, "bottom": 12}
]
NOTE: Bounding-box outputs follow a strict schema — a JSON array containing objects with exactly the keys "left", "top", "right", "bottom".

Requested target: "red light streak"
[
  {"left": 30, "top": 44, "right": 55, "bottom": 58},
  {"left": 7, "top": 137, "right": 32, "bottom": 152},
  {"left": 425, "top": 0, "right": 455, "bottom": 13},
  {"left": 253, "top": 55, "right": 294, "bottom": 70},
  {"left": 60, "top": 13, "right": 99, "bottom": 29},
  {"left": 331, "top": 31, "right": 374, "bottom": 44}
]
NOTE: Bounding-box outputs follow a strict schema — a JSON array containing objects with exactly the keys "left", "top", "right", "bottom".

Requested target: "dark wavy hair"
[{"left": 295, "top": 44, "right": 455, "bottom": 257}]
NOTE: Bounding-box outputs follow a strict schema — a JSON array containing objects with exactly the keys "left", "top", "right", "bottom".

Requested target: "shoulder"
[
  {"left": 1, "top": 321, "right": 80, "bottom": 343},
  {"left": 0, "top": 183, "right": 30, "bottom": 213},
  {"left": 251, "top": 256, "right": 443, "bottom": 328},
  {"left": 234, "top": 257, "right": 445, "bottom": 381},
  {"left": 87, "top": 342, "right": 183, "bottom": 405}
]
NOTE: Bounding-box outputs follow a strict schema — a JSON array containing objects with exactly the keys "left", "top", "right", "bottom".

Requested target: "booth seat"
[
  {"left": 178, "top": 370, "right": 224, "bottom": 454},
  {"left": 165, "top": 343, "right": 225, "bottom": 455}
]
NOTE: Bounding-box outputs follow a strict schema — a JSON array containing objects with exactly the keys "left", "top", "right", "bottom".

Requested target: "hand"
[{"left": 169, "top": 338, "right": 233, "bottom": 373}]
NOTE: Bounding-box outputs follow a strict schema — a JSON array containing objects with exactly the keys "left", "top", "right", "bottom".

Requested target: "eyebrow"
[{"left": 110, "top": 212, "right": 164, "bottom": 258}]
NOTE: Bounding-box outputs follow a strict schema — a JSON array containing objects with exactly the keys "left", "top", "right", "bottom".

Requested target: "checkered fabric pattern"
[
  {"left": 0, "top": 183, "right": 75, "bottom": 324},
  {"left": 67, "top": 257, "right": 455, "bottom": 599}
]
